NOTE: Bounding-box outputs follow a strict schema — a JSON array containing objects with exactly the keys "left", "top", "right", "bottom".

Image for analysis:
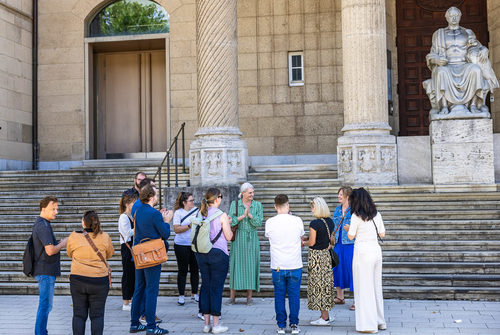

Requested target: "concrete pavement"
[{"left": 1, "top": 295, "right": 499, "bottom": 334}]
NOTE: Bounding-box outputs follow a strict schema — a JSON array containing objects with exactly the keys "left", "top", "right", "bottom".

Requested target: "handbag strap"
[
  {"left": 320, "top": 218, "right": 333, "bottom": 249},
  {"left": 371, "top": 219, "right": 384, "bottom": 243},
  {"left": 181, "top": 208, "right": 198, "bottom": 224},
  {"left": 82, "top": 231, "right": 112, "bottom": 286}
]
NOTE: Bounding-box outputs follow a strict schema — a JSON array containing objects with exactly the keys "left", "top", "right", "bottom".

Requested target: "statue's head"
[{"left": 445, "top": 7, "right": 462, "bottom": 26}]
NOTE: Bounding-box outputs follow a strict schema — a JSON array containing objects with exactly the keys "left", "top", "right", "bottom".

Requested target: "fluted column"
[
  {"left": 337, "top": 0, "right": 397, "bottom": 184},
  {"left": 189, "top": 0, "right": 248, "bottom": 186}
]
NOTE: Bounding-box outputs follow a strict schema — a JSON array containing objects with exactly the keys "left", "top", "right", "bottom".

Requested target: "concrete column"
[
  {"left": 189, "top": 0, "right": 248, "bottom": 186},
  {"left": 337, "top": 0, "right": 398, "bottom": 185}
]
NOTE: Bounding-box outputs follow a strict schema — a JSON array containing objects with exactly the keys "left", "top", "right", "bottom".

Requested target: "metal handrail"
[{"left": 154, "top": 122, "right": 186, "bottom": 208}]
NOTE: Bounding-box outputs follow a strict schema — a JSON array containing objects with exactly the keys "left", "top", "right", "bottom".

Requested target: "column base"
[
  {"left": 189, "top": 129, "right": 248, "bottom": 186},
  {"left": 337, "top": 134, "right": 398, "bottom": 185},
  {"left": 430, "top": 119, "right": 494, "bottom": 185}
]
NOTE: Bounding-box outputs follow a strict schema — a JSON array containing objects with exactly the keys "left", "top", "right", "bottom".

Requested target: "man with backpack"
[{"left": 32, "top": 196, "right": 68, "bottom": 335}]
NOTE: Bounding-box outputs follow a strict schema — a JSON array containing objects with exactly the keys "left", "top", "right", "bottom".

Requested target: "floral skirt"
[{"left": 307, "top": 248, "right": 334, "bottom": 310}]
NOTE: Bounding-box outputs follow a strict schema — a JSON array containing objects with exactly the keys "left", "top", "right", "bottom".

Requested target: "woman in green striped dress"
[{"left": 226, "top": 182, "right": 263, "bottom": 305}]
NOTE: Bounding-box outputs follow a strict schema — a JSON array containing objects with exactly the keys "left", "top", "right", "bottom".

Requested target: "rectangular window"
[{"left": 288, "top": 52, "right": 304, "bottom": 86}]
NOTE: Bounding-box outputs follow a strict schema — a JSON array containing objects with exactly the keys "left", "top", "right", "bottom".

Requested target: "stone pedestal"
[
  {"left": 430, "top": 119, "right": 495, "bottom": 184},
  {"left": 338, "top": 134, "right": 397, "bottom": 185},
  {"left": 190, "top": 129, "right": 247, "bottom": 186}
]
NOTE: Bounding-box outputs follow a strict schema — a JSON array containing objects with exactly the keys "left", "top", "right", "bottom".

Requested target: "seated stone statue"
[{"left": 423, "top": 7, "right": 499, "bottom": 119}]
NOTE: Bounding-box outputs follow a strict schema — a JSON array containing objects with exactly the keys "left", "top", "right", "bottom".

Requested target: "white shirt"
[
  {"left": 348, "top": 212, "right": 386, "bottom": 244},
  {"left": 265, "top": 214, "right": 305, "bottom": 270},
  {"left": 173, "top": 207, "right": 199, "bottom": 246},
  {"left": 118, "top": 213, "right": 134, "bottom": 244}
]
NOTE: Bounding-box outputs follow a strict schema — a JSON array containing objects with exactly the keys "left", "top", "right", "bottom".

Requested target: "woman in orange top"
[{"left": 67, "top": 211, "right": 114, "bottom": 335}]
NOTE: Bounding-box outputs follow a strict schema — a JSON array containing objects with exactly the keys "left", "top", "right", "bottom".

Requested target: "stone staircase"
[{"left": 0, "top": 161, "right": 499, "bottom": 300}]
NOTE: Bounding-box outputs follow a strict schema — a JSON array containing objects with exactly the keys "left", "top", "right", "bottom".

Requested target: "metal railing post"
[
  {"left": 167, "top": 153, "right": 171, "bottom": 187},
  {"left": 158, "top": 167, "right": 162, "bottom": 208},
  {"left": 181, "top": 125, "right": 186, "bottom": 174},
  {"left": 175, "top": 136, "right": 179, "bottom": 187}
]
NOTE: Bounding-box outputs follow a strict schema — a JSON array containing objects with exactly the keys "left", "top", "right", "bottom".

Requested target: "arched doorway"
[
  {"left": 86, "top": 0, "right": 170, "bottom": 158},
  {"left": 396, "top": 0, "right": 488, "bottom": 136}
]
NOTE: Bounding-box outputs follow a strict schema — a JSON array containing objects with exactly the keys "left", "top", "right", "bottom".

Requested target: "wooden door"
[
  {"left": 96, "top": 50, "right": 167, "bottom": 157},
  {"left": 396, "top": 0, "right": 488, "bottom": 136}
]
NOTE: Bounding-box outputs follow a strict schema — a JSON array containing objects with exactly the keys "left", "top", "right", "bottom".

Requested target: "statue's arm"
[{"left": 426, "top": 30, "right": 447, "bottom": 68}]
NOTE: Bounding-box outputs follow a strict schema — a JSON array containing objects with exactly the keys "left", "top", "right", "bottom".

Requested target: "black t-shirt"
[
  {"left": 32, "top": 216, "right": 61, "bottom": 277},
  {"left": 309, "top": 217, "right": 334, "bottom": 250}
]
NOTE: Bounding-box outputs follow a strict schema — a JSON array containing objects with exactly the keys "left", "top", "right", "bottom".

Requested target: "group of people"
[
  {"left": 266, "top": 187, "right": 386, "bottom": 334},
  {"left": 30, "top": 170, "right": 386, "bottom": 335}
]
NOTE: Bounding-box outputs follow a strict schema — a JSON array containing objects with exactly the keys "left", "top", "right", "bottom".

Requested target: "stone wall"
[
  {"left": 236, "top": 0, "right": 342, "bottom": 155},
  {"left": 488, "top": 0, "right": 500, "bottom": 132},
  {"left": 386, "top": 0, "right": 398, "bottom": 135},
  {"left": 0, "top": 0, "right": 32, "bottom": 168}
]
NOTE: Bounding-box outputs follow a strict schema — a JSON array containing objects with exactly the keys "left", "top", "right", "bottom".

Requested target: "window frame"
[{"left": 288, "top": 51, "right": 304, "bottom": 87}]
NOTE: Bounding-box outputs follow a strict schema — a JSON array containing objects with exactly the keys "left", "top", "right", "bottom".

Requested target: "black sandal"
[{"left": 334, "top": 297, "right": 345, "bottom": 304}]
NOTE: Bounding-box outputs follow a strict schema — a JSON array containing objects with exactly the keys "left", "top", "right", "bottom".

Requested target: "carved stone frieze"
[
  {"left": 337, "top": 135, "right": 398, "bottom": 185},
  {"left": 416, "top": 0, "right": 464, "bottom": 12}
]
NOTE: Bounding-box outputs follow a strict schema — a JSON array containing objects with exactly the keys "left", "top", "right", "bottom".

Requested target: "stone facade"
[
  {"left": 488, "top": 0, "right": 500, "bottom": 132},
  {"left": 0, "top": 0, "right": 32, "bottom": 168}
]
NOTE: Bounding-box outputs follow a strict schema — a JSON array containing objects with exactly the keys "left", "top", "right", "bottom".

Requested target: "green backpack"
[{"left": 190, "top": 209, "right": 224, "bottom": 253}]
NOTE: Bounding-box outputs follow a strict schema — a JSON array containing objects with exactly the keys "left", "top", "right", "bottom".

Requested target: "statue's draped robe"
[{"left": 423, "top": 27, "right": 499, "bottom": 110}]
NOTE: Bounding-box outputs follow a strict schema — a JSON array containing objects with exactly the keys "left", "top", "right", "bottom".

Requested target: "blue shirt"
[
  {"left": 32, "top": 216, "right": 61, "bottom": 276},
  {"left": 332, "top": 205, "right": 354, "bottom": 245},
  {"left": 133, "top": 203, "right": 170, "bottom": 248}
]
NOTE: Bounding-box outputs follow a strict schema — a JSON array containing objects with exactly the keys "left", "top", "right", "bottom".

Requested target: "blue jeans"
[
  {"left": 130, "top": 265, "right": 161, "bottom": 330},
  {"left": 272, "top": 268, "right": 302, "bottom": 328},
  {"left": 196, "top": 248, "right": 229, "bottom": 316},
  {"left": 35, "top": 275, "right": 56, "bottom": 335}
]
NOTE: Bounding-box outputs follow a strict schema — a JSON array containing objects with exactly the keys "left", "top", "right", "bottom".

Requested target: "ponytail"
[
  {"left": 120, "top": 193, "right": 137, "bottom": 214},
  {"left": 200, "top": 198, "right": 209, "bottom": 217},
  {"left": 82, "top": 210, "right": 102, "bottom": 237},
  {"left": 200, "top": 188, "right": 221, "bottom": 217}
]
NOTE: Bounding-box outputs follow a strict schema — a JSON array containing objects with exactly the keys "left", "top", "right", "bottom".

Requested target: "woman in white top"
[
  {"left": 118, "top": 193, "right": 137, "bottom": 311},
  {"left": 346, "top": 188, "right": 387, "bottom": 334},
  {"left": 172, "top": 192, "right": 200, "bottom": 306}
]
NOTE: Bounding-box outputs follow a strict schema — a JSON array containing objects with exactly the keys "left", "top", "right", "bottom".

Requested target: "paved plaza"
[{"left": 1, "top": 295, "right": 499, "bottom": 335}]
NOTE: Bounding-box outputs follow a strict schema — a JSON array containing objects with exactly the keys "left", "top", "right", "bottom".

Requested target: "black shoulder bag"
[{"left": 321, "top": 218, "right": 340, "bottom": 268}]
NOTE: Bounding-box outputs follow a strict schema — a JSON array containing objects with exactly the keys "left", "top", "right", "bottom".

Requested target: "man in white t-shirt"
[{"left": 265, "top": 194, "right": 305, "bottom": 335}]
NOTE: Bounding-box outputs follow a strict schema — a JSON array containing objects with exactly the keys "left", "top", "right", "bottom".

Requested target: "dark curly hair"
[{"left": 349, "top": 188, "right": 377, "bottom": 221}]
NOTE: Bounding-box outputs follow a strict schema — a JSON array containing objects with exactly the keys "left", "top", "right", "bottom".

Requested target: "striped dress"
[{"left": 228, "top": 200, "right": 263, "bottom": 291}]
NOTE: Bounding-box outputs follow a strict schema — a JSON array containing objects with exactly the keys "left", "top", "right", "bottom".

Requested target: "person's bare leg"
[
  {"left": 321, "top": 310, "right": 330, "bottom": 320},
  {"left": 229, "top": 289, "right": 236, "bottom": 301},
  {"left": 336, "top": 287, "right": 344, "bottom": 299},
  {"left": 204, "top": 314, "right": 210, "bottom": 326},
  {"left": 213, "top": 316, "right": 220, "bottom": 327}
]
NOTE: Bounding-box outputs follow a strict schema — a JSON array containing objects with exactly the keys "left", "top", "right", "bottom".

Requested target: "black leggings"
[
  {"left": 70, "top": 275, "right": 109, "bottom": 335},
  {"left": 121, "top": 242, "right": 135, "bottom": 300},
  {"left": 174, "top": 243, "right": 199, "bottom": 295}
]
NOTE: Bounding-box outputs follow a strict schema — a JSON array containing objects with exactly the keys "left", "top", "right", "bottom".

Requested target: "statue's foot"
[
  {"left": 470, "top": 105, "right": 481, "bottom": 113},
  {"left": 440, "top": 107, "right": 450, "bottom": 115},
  {"left": 480, "top": 105, "right": 489, "bottom": 113}
]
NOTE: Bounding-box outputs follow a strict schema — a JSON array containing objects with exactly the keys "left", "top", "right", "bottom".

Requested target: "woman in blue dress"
[{"left": 332, "top": 186, "right": 355, "bottom": 310}]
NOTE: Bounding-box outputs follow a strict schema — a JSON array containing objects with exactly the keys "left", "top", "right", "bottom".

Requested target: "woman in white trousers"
[{"left": 345, "top": 188, "right": 387, "bottom": 333}]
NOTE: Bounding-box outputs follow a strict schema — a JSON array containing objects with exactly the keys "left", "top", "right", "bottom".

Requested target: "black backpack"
[{"left": 22, "top": 235, "right": 36, "bottom": 277}]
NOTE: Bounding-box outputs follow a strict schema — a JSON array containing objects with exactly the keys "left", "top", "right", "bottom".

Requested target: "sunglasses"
[{"left": 218, "top": 195, "right": 223, "bottom": 199}]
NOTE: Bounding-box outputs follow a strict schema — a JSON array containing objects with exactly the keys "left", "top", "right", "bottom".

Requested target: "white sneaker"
[
  {"left": 178, "top": 296, "right": 185, "bottom": 305},
  {"left": 277, "top": 327, "right": 286, "bottom": 334},
  {"left": 122, "top": 304, "right": 131, "bottom": 311},
  {"left": 211, "top": 324, "right": 229, "bottom": 334},
  {"left": 290, "top": 324, "right": 301, "bottom": 334},
  {"left": 192, "top": 294, "right": 200, "bottom": 302},
  {"left": 197, "top": 313, "right": 205, "bottom": 321},
  {"left": 202, "top": 325, "right": 212, "bottom": 333},
  {"left": 378, "top": 324, "right": 387, "bottom": 330},
  {"left": 310, "top": 317, "right": 331, "bottom": 326}
]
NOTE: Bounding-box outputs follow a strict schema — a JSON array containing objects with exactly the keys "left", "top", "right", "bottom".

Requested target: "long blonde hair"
[{"left": 200, "top": 188, "right": 221, "bottom": 217}]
